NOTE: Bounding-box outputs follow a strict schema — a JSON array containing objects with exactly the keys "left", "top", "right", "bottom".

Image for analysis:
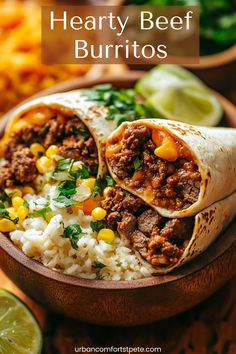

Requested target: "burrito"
[
  {"left": 101, "top": 185, "right": 236, "bottom": 273},
  {"left": 106, "top": 119, "right": 236, "bottom": 218},
  {"left": 0, "top": 90, "right": 118, "bottom": 180}
]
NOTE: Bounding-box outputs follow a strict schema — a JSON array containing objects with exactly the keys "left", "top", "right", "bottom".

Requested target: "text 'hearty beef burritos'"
[
  {"left": 0, "top": 91, "right": 118, "bottom": 179},
  {"left": 101, "top": 187, "right": 236, "bottom": 273},
  {"left": 106, "top": 119, "right": 236, "bottom": 218}
]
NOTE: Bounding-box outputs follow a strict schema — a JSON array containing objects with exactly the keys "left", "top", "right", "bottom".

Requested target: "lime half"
[
  {"left": 0, "top": 290, "right": 42, "bottom": 354},
  {"left": 136, "top": 65, "right": 223, "bottom": 127}
]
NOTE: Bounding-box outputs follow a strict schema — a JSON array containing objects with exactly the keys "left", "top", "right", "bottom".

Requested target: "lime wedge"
[
  {"left": 0, "top": 289, "right": 42, "bottom": 354},
  {"left": 136, "top": 65, "right": 223, "bottom": 126}
]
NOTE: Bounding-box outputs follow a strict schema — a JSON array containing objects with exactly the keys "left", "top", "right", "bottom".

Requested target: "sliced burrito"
[
  {"left": 101, "top": 186, "right": 236, "bottom": 273},
  {"left": 106, "top": 119, "right": 236, "bottom": 218},
  {"left": 0, "top": 91, "right": 118, "bottom": 180}
]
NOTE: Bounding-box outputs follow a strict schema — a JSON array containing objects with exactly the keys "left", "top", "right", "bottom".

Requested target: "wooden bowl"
[
  {"left": 109, "top": 0, "right": 236, "bottom": 91},
  {"left": 0, "top": 72, "right": 235, "bottom": 326}
]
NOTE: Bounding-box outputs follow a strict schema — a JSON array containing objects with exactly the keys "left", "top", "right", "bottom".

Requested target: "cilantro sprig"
[
  {"left": 91, "top": 174, "right": 115, "bottom": 198},
  {"left": 63, "top": 224, "right": 82, "bottom": 249},
  {"left": 83, "top": 85, "right": 149, "bottom": 126}
]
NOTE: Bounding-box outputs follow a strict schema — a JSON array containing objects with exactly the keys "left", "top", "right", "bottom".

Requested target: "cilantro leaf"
[
  {"left": 69, "top": 164, "right": 90, "bottom": 180},
  {"left": 103, "top": 174, "right": 115, "bottom": 187},
  {"left": 93, "top": 261, "right": 106, "bottom": 269},
  {"left": 23, "top": 200, "right": 30, "bottom": 208},
  {"left": 133, "top": 156, "right": 142, "bottom": 171},
  {"left": 74, "top": 127, "right": 90, "bottom": 138},
  {"left": 0, "top": 201, "right": 10, "bottom": 220},
  {"left": 83, "top": 86, "right": 149, "bottom": 127},
  {"left": 90, "top": 220, "right": 107, "bottom": 233},
  {"left": 55, "top": 158, "right": 74, "bottom": 173},
  {"left": 58, "top": 180, "right": 76, "bottom": 196},
  {"left": 0, "top": 201, "right": 18, "bottom": 224},
  {"left": 63, "top": 224, "right": 82, "bottom": 249},
  {"left": 91, "top": 179, "right": 102, "bottom": 198},
  {"left": 29, "top": 207, "right": 52, "bottom": 218},
  {"left": 53, "top": 196, "right": 76, "bottom": 208}
]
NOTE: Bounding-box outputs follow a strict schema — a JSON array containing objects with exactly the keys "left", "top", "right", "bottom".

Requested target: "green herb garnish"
[
  {"left": 53, "top": 196, "right": 76, "bottom": 208},
  {"left": 93, "top": 261, "right": 106, "bottom": 269},
  {"left": 91, "top": 174, "right": 115, "bottom": 197},
  {"left": 55, "top": 158, "right": 74, "bottom": 173},
  {"left": 91, "top": 179, "right": 102, "bottom": 198},
  {"left": 58, "top": 180, "right": 77, "bottom": 197},
  {"left": 133, "top": 156, "right": 142, "bottom": 171},
  {"left": 29, "top": 206, "right": 52, "bottom": 219},
  {"left": 90, "top": 220, "right": 107, "bottom": 232},
  {"left": 83, "top": 85, "right": 149, "bottom": 126},
  {"left": 23, "top": 200, "right": 30, "bottom": 209},
  {"left": 69, "top": 164, "right": 90, "bottom": 180},
  {"left": 103, "top": 174, "right": 115, "bottom": 187},
  {"left": 0, "top": 201, "right": 18, "bottom": 224},
  {"left": 74, "top": 127, "right": 90, "bottom": 138},
  {"left": 63, "top": 224, "right": 82, "bottom": 249}
]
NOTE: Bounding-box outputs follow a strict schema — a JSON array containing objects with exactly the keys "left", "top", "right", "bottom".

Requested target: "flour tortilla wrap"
[
  {"left": 151, "top": 192, "right": 236, "bottom": 273},
  {"left": 1, "top": 91, "right": 118, "bottom": 177},
  {"left": 116, "top": 191, "right": 236, "bottom": 274},
  {"left": 106, "top": 119, "right": 236, "bottom": 218}
]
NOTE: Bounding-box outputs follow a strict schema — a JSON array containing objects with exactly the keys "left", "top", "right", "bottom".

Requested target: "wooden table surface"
[{"left": 0, "top": 269, "right": 235, "bottom": 354}]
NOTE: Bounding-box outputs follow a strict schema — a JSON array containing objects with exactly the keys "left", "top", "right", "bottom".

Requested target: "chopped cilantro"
[
  {"left": 91, "top": 174, "right": 115, "bottom": 197},
  {"left": 74, "top": 127, "right": 90, "bottom": 138},
  {"left": 58, "top": 180, "right": 77, "bottom": 197},
  {"left": 29, "top": 207, "right": 52, "bottom": 218},
  {"left": 91, "top": 179, "right": 102, "bottom": 198},
  {"left": 133, "top": 156, "right": 142, "bottom": 171},
  {"left": 55, "top": 158, "right": 74, "bottom": 173},
  {"left": 23, "top": 200, "right": 30, "bottom": 209},
  {"left": 63, "top": 224, "right": 82, "bottom": 249},
  {"left": 0, "top": 201, "right": 10, "bottom": 220},
  {"left": 103, "top": 174, "right": 115, "bottom": 187},
  {"left": 69, "top": 164, "right": 90, "bottom": 180},
  {"left": 0, "top": 191, "right": 11, "bottom": 205},
  {"left": 0, "top": 201, "right": 18, "bottom": 224},
  {"left": 90, "top": 220, "right": 107, "bottom": 233},
  {"left": 53, "top": 196, "right": 76, "bottom": 208},
  {"left": 116, "top": 261, "right": 122, "bottom": 267},
  {"left": 83, "top": 85, "right": 149, "bottom": 127},
  {"left": 93, "top": 261, "right": 106, "bottom": 269}
]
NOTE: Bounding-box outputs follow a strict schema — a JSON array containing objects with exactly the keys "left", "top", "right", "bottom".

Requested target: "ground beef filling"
[
  {"left": 107, "top": 125, "right": 201, "bottom": 211},
  {"left": 0, "top": 113, "right": 98, "bottom": 188},
  {"left": 101, "top": 186, "right": 194, "bottom": 267}
]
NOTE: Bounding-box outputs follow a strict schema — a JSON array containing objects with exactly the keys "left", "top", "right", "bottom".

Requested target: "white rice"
[{"left": 10, "top": 183, "right": 154, "bottom": 280}]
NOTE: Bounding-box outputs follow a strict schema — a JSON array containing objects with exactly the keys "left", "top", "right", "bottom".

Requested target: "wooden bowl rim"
[
  {"left": 0, "top": 70, "right": 235, "bottom": 290},
  {"left": 1, "top": 220, "right": 235, "bottom": 289},
  {"left": 108, "top": 0, "right": 236, "bottom": 68}
]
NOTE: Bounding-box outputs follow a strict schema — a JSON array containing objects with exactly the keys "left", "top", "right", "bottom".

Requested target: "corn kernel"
[
  {"left": 81, "top": 178, "right": 96, "bottom": 190},
  {"left": 36, "top": 156, "right": 54, "bottom": 174},
  {"left": 154, "top": 142, "right": 178, "bottom": 162},
  {"left": 6, "top": 207, "right": 18, "bottom": 220},
  {"left": 46, "top": 145, "right": 60, "bottom": 159},
  {"left": 0, "top": 219, "right": 16, "bottom": 232},
  {"left": 97, "top": 229, "right": 115, "bottom": 242},
  {"left": 22, "top": 186, "right": 35, "bottom": 195},
  {"left": 30, "top": 143, "right": 45, "bottom": 158},
  {"left": 103, "top": 187, "right": 113, "bottom": 198},
  {"left": 44, "top": 212, "right": 53, "bottom": 223},
  {"left": 17, "top": 206, "right": 29, "bottom": 220},
  {"left": 71, "top": 164, "right": 79, "bottom": 172},
  {"left": 12, "top": 196, "right": 24, "bottom": 211},
  {"left": 5, "top": 188, "right": 22, "bottom": 198},
  {"left": 92, "top": 207, "right": 107, "bottom": 221}
]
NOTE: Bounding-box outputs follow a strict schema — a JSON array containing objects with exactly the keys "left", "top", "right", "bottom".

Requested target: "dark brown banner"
[{"left": 42, "top": 6, "right": 199, "bottom": 65}]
